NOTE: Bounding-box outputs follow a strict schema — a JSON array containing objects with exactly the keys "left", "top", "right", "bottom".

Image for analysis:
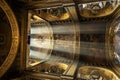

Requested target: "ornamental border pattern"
[{"left": 0, "top": 0, "right": 19, "bottom": 78}]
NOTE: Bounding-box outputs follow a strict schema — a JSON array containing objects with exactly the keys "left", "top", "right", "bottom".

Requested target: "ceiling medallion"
[
  {"left": 79, "top": 0, "right": 120, "bottom": 18},
  {"left": 0, "top": 0, "right": 19, "bottom": 78},
  {"left": 35, "top": 7, "right": 70, "bottom": 21},
  {"left": 77, "top": 66, "right": 119, "bottom": 80},
  {"left": 114, "top": 20, "right": 120, "bottom": 65},
  {"left": 107, "top": 10, "right": 120, "bottom": 76},
  {"left": 108, "top": 16, "right": 120, "bottom": 66}
]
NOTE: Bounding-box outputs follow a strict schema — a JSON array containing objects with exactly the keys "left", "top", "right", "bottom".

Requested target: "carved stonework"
[
  {"left": 107, "top": 9, "right": 120, "bottom": 76},
  {"left": 79, "top": 0, "right": 120, "bottom": 18},
  {"left": 77, "top": 66, "right": 119, "bottom": 80}
]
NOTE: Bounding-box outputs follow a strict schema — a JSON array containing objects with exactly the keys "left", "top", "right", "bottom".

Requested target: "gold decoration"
[
  {"left": 78, "top": 66, "right": 119, "bottom": 80},
  {"left": 79, "top": 1, "right": 120, "bottom": 18},
  {"left": 0, "top": 0, "right": 19, "bottom": 78},
  {"left": 106, "top": 9, "right": 120, "bottom": 77}
]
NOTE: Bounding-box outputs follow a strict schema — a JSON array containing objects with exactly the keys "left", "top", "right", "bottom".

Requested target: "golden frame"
[
  {"left": 78, "top": 66, "right": 119, "bottom": 80},
  {"left": 0, "top": 0, "right": 19, "bottom": 78},
  {"left": 79, "top": 1, "right": 120, "bottom": 18},
  {"left": 106, "top": 7, "right": 120, "bottom": 77}
]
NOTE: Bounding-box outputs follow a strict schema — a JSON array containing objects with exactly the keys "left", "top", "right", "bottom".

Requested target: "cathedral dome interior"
[{"left": 0, "top": 0, "right": 120, "bottom": 80}]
